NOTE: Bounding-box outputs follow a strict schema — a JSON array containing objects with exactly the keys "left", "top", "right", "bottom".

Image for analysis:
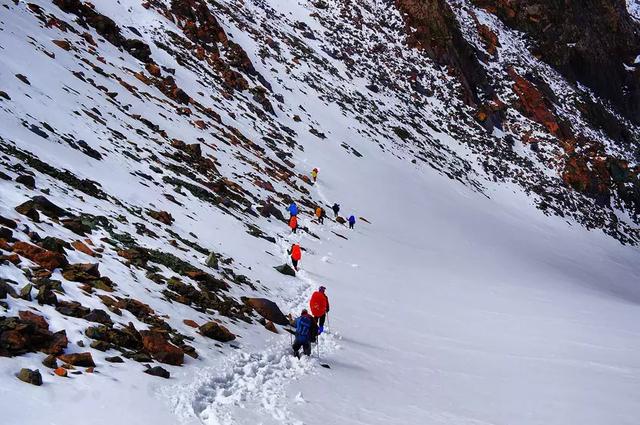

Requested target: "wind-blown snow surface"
[{"left": 1, "top": 1, "right": 640, "bottom": 425}]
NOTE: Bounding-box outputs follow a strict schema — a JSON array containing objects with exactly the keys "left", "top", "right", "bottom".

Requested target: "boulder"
[
  {"left": 15, "top": 196, "right": 69, "bottom": 219},
  {"left": 144, "top": 365, "right": 170, "bottom": 379},
  {"left": 52, "top": 39, "right": 71, "bottom": 50},
  {"left": 0, "top": 227, "right": 13, "bottom": 241},
  {"left": 140, "top": 330, "right": 184, "bottom": 366},
  {"left": 274, "top": 264, "right": 296, "bottom": 277},
  {"left": 19, "top": 284, "right": 32, "bottom": 301},
  {"left": 12, "top": 242, "right": 68, "bottom": 270},
  {"left": 335, "top": 216, "right": 346, "bottom": 224},
  {"left": 129, "top": 351, "right": 153, "bottom": 362},
  {"left": 57, "top": 352, "right": 95, "bottom": 367},
  {"left": 105, "top": 356, "right": 124, "bottom": 363},
  {"left": 0, "top": 215, "right": 17, "bottom": 229},
  {"left": 244, "top": 298, "right": 288, "bottom": 325},
  {"left": 183, "top": 319, "right": 199, "bottom": 328},
  {"left": 0, "top": 280, "right": 17, "bottom": 299},
  {"left": 17, "top": 368, "right": 42, "bottom": 386},
  {"left": 40, "top": 237, "right": 68, "bottom": 254},
  {"left": 258, "top": 202, "right": 286, "bottom": 221},
  {"left": 42, "top": 331, "right": 68, "bottom": 355},
  {"left": 205, "top": 252, "right": 219, "bottom": 269},
  {"left": 199, "top": 322, "right": 235, "bottom": 342},
  {"left": 83, "top": 309, "right": 112, "bottom": 325},
  {"left": 55, "top": 301, "right": 90, "bottom": 318},
  {"left": 148, "top": 210, "right": 174, "bottom": 225},
  {"left": 42, "top": 354, "right": 58, "bottom": 368},
  {"left": 18, "top": 311, "right": 49, "bottom": 330},
  {"left": 36, "top": 286, "right": 58, "bottom": 306},
  {"left": 0, "top": 316, "right": 67, "bottom": 356},
  {"left": 61, "top": 218, "right": 91, "bottom": 235},
  {"left": 90, "top": 340, "right": 110, "bottom": 351},
  {"left": 15, "top": 175, "right": 36, "bottom": 189},
  {"left": 71, "top": 241, "right": 95, "bottom": 256},
  {"left": 85, "top": 323, "right": 143, "bottom": 351},
  {"left": 62, "top": 263, "right": 109, "bottom": 288}
]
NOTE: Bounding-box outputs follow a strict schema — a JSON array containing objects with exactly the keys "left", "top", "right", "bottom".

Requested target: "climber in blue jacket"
[
  {"left": 288, "top": 202, "right": 298, "bottom": 217},
  {"left": 348, "top": 215, "right": 356, "bottom": 229},
  {"left": 292, "top": 309, "right": 312, "bottom": 358}
]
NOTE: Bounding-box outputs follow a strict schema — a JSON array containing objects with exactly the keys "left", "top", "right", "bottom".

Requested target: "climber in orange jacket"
[
  {"left": 315, "top": 206, "right": 325, "bottom": 224},
  {"left": 289, "top": 215, "right": 298, "bottom": 233},
  {"left": 289, "top": 243, "right": 302, "bottom": 271},
  {"left": 309, "top": 286, "right": 330, "bottom": 334}
]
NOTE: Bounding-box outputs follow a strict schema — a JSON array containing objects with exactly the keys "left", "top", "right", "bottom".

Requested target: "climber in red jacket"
[
  {"left": 290, "top": 243, "right": 302, "bottom": 271},
  {"left": 309, "top": 286, "right": 330, "bottom": 334}
]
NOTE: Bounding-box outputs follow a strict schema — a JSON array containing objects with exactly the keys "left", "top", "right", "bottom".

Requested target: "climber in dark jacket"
[
  {"left": 332, "top": 203, "right": 340, "bottom": 217},
  {"left": 292, "top": 309, "right": 313, "bottom": 357}
]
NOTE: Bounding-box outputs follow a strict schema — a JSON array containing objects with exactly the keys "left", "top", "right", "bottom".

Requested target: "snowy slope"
[
  {"left": 168, "top": 139, "right": 640, "bottom": 425},
  {"left": 1, "top": 0, "right": 640, "bottom": 424}
]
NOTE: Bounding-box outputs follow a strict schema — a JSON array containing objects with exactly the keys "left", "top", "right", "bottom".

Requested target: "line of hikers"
[
  {"left": 287, "top": 200, "right": 356, "bottom": 270},
  {"left": 284, "top": 168, "right": 358, "bottom": 358},
  {"left": 286, "top": 170, "right": 357, "bottom": 237}
]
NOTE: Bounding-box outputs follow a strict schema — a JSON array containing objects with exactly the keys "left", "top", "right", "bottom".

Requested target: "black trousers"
[
  {"left": 318, "top": 314, "right": 327, "bottom": 328},
  {"left": 292, "top": 258, "right": 298, "bottom": 269},
  {"left": 292, "top": 340, "right": 311, "bottom": 356},
  {"left": 349, "top": 222, "right": 354, "bottom": 229}
]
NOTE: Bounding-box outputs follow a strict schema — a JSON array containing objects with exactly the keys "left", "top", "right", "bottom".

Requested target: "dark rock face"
[
  {"left": 471, "top": 0, "right": 640, "bottom": 123},
  {"left": 52, "top": 0, "right": 154, "bottom": 63},
  {"left": 395, "top": 0, "right": 492, "bottom": 106}
]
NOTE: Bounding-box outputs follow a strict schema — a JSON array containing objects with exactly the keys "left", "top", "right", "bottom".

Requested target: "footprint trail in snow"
[{"left": 171, "top": 218, "right": 341, "bottom": 425}]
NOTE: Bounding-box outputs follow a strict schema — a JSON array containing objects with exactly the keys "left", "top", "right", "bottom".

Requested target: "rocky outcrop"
[
  {"left": 52, "top": 0, "right": 154, "bottom": 63},
  {"left": 0, "top": 316, "right": 68, "bottom": 357},
  {"left": 12, "top": 242, "right": 68, "bottom": 270},
  {"left": 508, "top": 68, "right": 563, "bottom": 137},
  {"left": 395, "top": 0, "right": 492, "bottom": 105},
  {"left": 472, "top": 0, "right": 640, "bottom": 123}
]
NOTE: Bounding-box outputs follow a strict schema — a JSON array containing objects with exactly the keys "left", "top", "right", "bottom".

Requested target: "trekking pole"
[{"left": 317, "top": 334, "right": 320, "bottom": 360}]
